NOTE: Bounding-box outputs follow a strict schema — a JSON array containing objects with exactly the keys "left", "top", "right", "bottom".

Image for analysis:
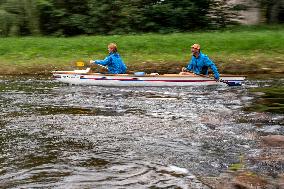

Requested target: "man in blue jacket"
[
  {"left": 90, "top": 43, "right": 127, "bottom": 74},
  {"left": 182, "top": 44, "right": 220, "bottom": 80}
]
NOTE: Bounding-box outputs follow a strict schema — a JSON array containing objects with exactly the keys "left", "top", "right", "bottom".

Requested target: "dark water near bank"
[{"left": 0, "top": 76, "right": 283, "bottom": 188}]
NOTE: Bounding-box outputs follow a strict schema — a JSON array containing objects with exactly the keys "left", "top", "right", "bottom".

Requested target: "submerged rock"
[
  {"left": 202, "top": 171, "right": 282, "bottom": 189},
  {"left": 261, "top": 135, "right": 284, "bottom": 147}
]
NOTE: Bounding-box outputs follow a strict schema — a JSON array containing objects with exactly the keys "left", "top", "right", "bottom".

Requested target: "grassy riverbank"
[{"left": 0, "top": 25, "right": 283, "bottom": 75}]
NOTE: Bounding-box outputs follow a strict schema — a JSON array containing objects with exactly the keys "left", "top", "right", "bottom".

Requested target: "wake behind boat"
[{"left": 52, "top": 68, "right": 245, "bottom": 87}]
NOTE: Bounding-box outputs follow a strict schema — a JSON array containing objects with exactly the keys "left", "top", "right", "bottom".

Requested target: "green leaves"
[
  {"left": 0, "top": 0, "right": 40, "bottom": 36},
  {"left": 1, "top": 0, "right": 281, "bottom": 36}
]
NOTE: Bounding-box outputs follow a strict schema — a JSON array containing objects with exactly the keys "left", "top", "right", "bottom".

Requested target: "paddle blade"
[{"left": 76, "top": 61, "right": 85, "bottom": 67}]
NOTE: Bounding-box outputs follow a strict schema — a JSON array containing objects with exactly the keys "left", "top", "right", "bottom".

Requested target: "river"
[{"left": 0, "top": 75, "right": 283, "bottom": 188}]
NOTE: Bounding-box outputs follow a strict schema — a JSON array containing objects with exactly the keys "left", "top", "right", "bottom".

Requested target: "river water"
[{"left": 0, "top": 76, "right": 283, "bottom": 188}]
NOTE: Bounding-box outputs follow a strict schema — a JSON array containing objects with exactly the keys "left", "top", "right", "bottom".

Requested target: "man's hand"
[{"left": 182, "top": 67, "right": 188, "bottom": 72}]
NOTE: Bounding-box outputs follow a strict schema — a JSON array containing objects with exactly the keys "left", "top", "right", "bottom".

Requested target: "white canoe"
[{"left": 52, "top": 68, "right": 245, "bottom": 87}]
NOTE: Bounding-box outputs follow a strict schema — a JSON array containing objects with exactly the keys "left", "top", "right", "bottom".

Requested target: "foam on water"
[{"left": 0, "top": 76, "right": 283, "bottom": 188}]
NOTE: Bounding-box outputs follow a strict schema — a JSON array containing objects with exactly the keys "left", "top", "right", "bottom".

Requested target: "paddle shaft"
[
  {"left": 183, "top": 71, "right": 229, "bottom": 84},
  {"left": 182, "top": 71, "right": 217, "bottom": 80},
  {"left": 198, "top": 73, "right": 230, "bottom": 84},
  {"left": 96, "top": 63, "right": 108, "bottom": 70},
  {"left": 90, "top": 60, "right": 108, "bottom": 70}
]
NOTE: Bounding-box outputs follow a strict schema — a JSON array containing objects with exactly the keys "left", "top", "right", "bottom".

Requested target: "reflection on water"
[
  {"left": 244, "top": 83, "right": 284, "bottom": 114},
  {"left": 37, "top": 106, "right": 124, "bottom": 116},
  {"left": 0, "top": 75, "right": 283, "bottom": 188}
]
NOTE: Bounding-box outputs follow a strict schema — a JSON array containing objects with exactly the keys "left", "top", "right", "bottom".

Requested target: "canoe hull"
[{"left": 52, "top": 71, "right": 245, "bottom": 87}]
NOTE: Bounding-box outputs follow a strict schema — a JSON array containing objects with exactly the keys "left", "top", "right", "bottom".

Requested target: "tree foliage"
[
  {"left": 0, "top": 0, "right": 282, "bottom": 36},
  {"left": 255, "top": 0, "right": 284, "bottom": 23},
  {"left": 0, "top": 0, "right": 39, "bottom": 36}
]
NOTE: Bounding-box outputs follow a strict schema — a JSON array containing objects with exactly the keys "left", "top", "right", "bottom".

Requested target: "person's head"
[
  {"left": 108, "top": 43, "right": 118, "bottom": 53},
  {"left": 191, "top": 44, "right": 200, "bottom": 56}
]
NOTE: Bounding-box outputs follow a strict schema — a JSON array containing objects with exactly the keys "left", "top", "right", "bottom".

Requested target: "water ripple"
[{"left": 0, "top": 76, "right": 283, "bottom": 188}]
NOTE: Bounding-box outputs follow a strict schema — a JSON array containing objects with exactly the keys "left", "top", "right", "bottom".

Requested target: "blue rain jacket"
[
  {"left": 95, "top": 52, "right": 127, "bottom": 74},
  {"left": 186, "top": 51, "right": 220, "bottom": 80}
]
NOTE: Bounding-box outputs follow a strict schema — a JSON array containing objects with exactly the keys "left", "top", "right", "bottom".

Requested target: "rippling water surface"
[{"left": 0, "top": 76, "right": 283, "bottom": 188}]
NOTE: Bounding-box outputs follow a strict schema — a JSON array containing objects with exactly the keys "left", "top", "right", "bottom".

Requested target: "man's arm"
[
  {"left": 186, "top": 58, "right": 194, "bottom": 71},
  {"left": 94, "top": 56, "right": 111, "bottom": 66},
  {"left": 205, "top": 57, "right": 219, "bottom": 80}
]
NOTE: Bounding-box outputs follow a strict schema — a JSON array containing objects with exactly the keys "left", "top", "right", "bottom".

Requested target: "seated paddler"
[
  {"left": 182, "top": 43, "right": 220, "bottom": 81},
  {"left": 90, "top": 43, "right": 127, "bottom": 74}
]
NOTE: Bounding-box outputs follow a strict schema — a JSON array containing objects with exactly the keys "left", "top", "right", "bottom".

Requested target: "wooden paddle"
[
  {"left": 180, "top": 70, "right": 232, "bottom": 85},
  {"left": 77, "top": 60, "right": 136, "bottom": 74},
  {"left": 197, "top": 73, "right": 232, "bottom": 85},
  {"left": 75, "top": 60, "right": 108, "bottom": 73},
  {"left": 89, "top": 60, "right": 108, "bottom": 70}
]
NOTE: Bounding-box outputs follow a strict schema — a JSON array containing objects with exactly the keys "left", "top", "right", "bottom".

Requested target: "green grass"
[{"left": 0, "top": 25, "right": 283, "bottom": 74}]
